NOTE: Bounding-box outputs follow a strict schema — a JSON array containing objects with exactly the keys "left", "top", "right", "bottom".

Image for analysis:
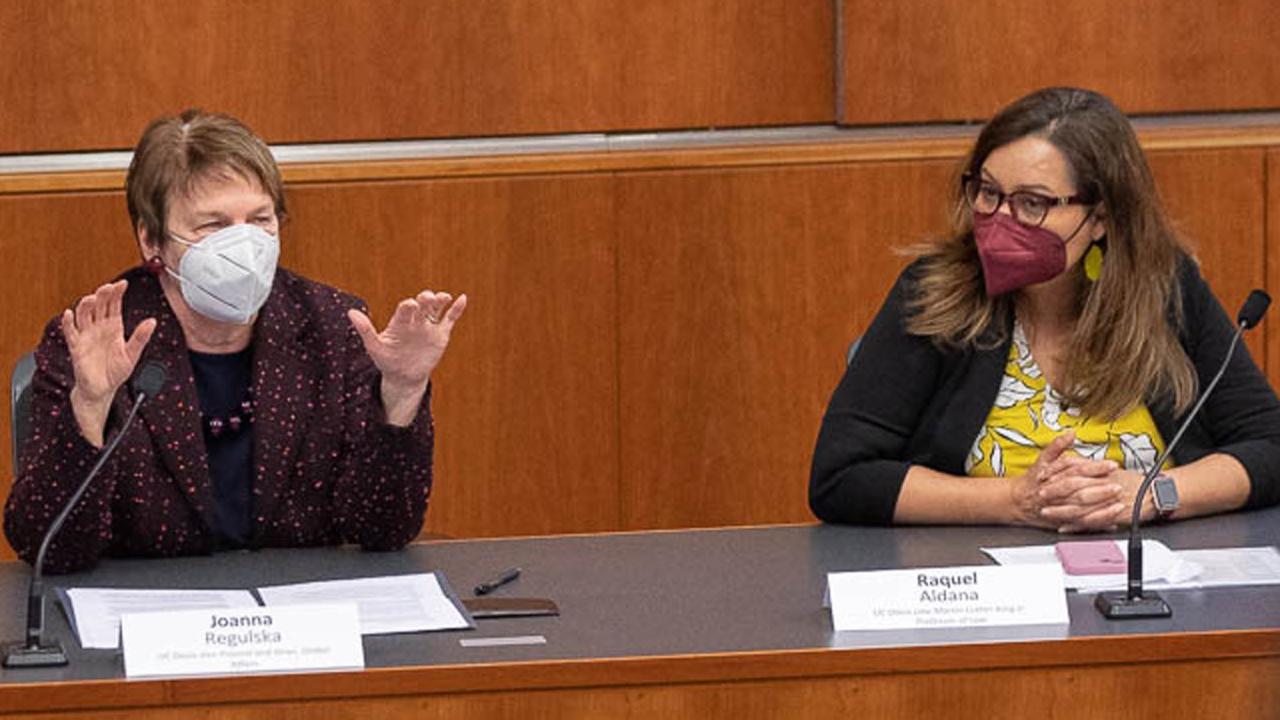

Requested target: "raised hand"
[
  {"left": 348, "top": 289, "right": 467, "bottom": 426},
  {"left": 61, "top": 280, "right": 157, "bottom": 446}
]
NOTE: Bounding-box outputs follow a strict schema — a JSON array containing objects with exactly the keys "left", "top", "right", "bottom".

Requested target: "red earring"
[{"left": 145, "top": 255, "right": 165, "bottom": 276}]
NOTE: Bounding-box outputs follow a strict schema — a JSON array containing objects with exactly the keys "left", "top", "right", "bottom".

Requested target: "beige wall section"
[
  {"left": 2, "top": 125, "right": 1278, "bottom": 560},
  {"left": 0, "top": 0, "right": 834, "bottom": 153},
  {"left": 839, "top": 0, "right": 1280, "bottom": 124}
]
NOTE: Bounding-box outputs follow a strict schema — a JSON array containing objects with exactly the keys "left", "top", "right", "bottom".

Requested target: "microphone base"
[
  {"left": 1094, "top": 591, "right": 1172, "bottom": 619},
  {"left": 2, "top": 640, "right": 69, "bottom": 668}
]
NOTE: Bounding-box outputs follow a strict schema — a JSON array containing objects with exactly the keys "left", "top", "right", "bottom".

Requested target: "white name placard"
[
  {"left": 827, "top": 564, "right": 1068, "bottom": 631},
  {"left": 122, "top": 603, "right": 365, "bottom": 678}
]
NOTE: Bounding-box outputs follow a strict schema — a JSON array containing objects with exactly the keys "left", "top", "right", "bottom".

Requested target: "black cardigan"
[{"left": 809, "top": 258, "right": 1280, "bottom": 525}]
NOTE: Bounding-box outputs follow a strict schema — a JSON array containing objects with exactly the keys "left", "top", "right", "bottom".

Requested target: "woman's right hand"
[
  {"left": 1009, "top": 431, "right": 1121, "bottom": 529},
  {"left": 61, "top": 280, "right": 156, "bottom": 447}
]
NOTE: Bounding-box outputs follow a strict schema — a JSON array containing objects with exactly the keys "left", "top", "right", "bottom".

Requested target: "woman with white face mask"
[
  {"left": 4, "top": 110, "right": 464, "bottom": 573},
  {"left": 810, "top": 87, "right": 1280, "bottom": 532}
]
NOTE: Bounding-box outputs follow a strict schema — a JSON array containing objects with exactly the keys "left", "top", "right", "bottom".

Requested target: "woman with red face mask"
[{"left": 810, "top": 87, "right": 1280, "bottom": 532}]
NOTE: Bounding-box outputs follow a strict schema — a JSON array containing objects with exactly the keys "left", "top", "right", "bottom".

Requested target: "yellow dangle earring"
[{"left": 1083, "top": 240, "right": 1105, "bottom": 282}]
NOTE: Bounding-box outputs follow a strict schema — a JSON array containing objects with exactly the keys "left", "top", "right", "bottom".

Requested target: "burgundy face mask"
[{"left": 973, "top": 212, "right": 1066, "bottom": 296}]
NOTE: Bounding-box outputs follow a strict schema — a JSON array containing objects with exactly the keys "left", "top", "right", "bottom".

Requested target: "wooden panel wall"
[
  {"left": 6, "top": 1, "right": 1278, "bottom": 155},
  {"left": 614, "top": 149, "right": 1272, "bottom": 530},
  {"left": 0, "top": 0, "right": 834, "bottom": 154},
  {"left": 1, "top": 132, "right": 1277, "bottom": 560},
  {"left": 1269, "top": 151, "right": 1280, "bottom": 391},
  {"left": 283, "top": 177, "right": 620, "bottom": 538},
  {"left": 0, "top": 177, "right": 622, "bottom": 545},
  {"left": 838, "top": 0, "right": 1280, "bottom": 124},
  {"left": 616, "top": 161, "right": 955, "bottom": 528},
  {"left": 0, "top": 192, "right": 142, "bottom": 407},
  {"left": 1148, "top": 149, "right": 1269, "bottom": 364}
]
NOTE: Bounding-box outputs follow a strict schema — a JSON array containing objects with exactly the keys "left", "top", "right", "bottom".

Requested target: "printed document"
[
  {"left": 58, "top": 588, "right": 259, "bottom": 649},
  {"left": 257, "top": 573, "right": 472, "bottom": 635},
  {"left": 58, "top": 572, "right": 472, "bottom": 650}
]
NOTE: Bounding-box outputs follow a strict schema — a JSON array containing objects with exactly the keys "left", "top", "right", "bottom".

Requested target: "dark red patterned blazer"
[{"left": 4, "top": 265, "right": 433, "bottom": 573}]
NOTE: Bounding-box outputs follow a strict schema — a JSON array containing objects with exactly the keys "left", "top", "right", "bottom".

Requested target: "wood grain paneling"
[
  {"left": 1, "top": 131, "right": 1277, "bottom": 562},
  {"left": 1269, "top": 151, "right": 1280, "bottom": 390},
  {"left": 1148, "top": 149, "right": 1268, "bottom": 364},
  {"left": 0, "top": 176, "right": 618, "bottom": 560},
  {"left": 838, "top": 0, "right": 1280, "bottom": 124},
  {"left": 616, "top": 161, "right": 958, "bottom": 529},
  {"left": 280, "top": 176, "right": 619, "bottom": 538},
  {"left": 0, "top": 0, "right": 833, "bottom": 154},
  {"left": 615, "top": 147, "right": 1271, "bottom": 531},
  {"left": 0, "top": 192, "right": 140, "bottom": 562},
  {"left": 0, "top": 193, "right": 142, "bottom": 473},
  {"left": 4, "top": 659, "right": 1279, "bottom": 719},
  {"left": 2, "top": 632, "right": 1277, "bottom": 718},
  {"left": 7, "top": 120, "right": 1280, "bottom": 196}
]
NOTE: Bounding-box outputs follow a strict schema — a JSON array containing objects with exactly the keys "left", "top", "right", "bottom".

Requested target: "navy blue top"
[{"left": 189, "top": 348, "right": 254, "bottom": 548}]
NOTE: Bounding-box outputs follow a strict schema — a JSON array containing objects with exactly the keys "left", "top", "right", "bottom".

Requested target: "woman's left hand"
[
  {"left": 348, "top": 290, "right": 467, "bottom": 426},
  {"left": 1038, "top": 465, "right": 1148, "bottom": 533}
]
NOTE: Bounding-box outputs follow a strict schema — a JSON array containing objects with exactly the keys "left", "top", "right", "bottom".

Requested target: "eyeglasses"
[{"left": 961, "top": 173, "right": 1093, "bottom": 228}]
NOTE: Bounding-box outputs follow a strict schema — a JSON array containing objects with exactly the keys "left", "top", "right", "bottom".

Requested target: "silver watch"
[{"left": 1152, "top": 474, "right": 1180, "bottom": 519}]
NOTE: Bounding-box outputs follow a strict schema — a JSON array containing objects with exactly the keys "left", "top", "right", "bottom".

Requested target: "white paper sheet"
[
  {"left": 60, "top": 588, "right": 260, "bottom": 649},
  {"left": 981, "top": 540, "right": 1198, "bottom": 590},
  {"left": 1175, "top": 547, "right": 1280, "bottom": 588},
  {"left": 982, "top": 541, "right": 1280, "bottom": 593},
  {"left": 256, "top": 572, "right": 472, "bottom": 635}
]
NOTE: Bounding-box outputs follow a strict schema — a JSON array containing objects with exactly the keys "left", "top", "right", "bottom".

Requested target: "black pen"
[{"left": 474, "top": 567, "right": 521, "bottom": 595}]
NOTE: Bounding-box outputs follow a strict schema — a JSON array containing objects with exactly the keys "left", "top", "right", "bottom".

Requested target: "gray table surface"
[{"left": 3, "top": 506, "right": 1279, "bottom": 685}]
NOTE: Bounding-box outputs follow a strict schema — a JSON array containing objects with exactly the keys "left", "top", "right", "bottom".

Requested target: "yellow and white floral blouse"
[{"left": 965, "top": 323, "right": 1169, "bottom": 478}]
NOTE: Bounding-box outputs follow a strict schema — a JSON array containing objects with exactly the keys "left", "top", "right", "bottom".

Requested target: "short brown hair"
[{"left": 125, "top": 109, "right": 287, "bottom": 247}]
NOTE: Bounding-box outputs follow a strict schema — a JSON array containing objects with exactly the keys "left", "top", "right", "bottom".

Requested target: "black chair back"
[{"left": 11, "top": 351, "right": 35, "bottom": 470}]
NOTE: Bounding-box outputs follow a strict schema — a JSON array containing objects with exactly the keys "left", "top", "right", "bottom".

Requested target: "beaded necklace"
[{"left": 202, "top": 392, "right": 255, "bottom": 438}]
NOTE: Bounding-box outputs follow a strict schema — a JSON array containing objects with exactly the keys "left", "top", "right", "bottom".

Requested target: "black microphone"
[
  {"left": 3, "top": 361, "right": 168, "bottom": 668},
  {"left": 1096, "top": 291, "right": 1270, "bottom": 619},
  {"left": 1237, "top": 289, "right": 1271, "bottom": 329}
]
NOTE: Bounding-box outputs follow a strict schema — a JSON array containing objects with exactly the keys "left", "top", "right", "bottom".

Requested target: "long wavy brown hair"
[{"left": 906, "top": 87, "right": 1196, "bottom": 419}]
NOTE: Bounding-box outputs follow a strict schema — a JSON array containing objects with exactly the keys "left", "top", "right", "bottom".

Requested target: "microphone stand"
[
  {"left": 1096, "top": 291, "right": 1268, "bottom": 619},
  {"left": 3, "top": 383, "right": 155, "bottom": 667}
]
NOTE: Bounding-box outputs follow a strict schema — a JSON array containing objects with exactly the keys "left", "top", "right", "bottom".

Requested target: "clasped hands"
[{"left": 1013, "top": 431, "right": 1152, "bottom": 533}]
